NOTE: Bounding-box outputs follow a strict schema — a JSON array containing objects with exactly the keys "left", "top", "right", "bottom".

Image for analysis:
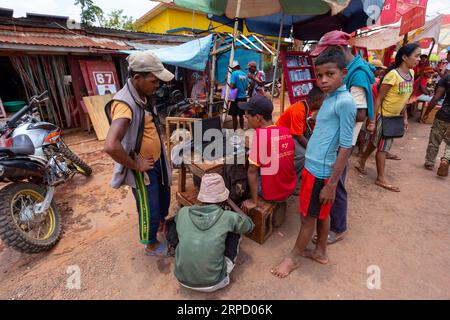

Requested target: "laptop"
[{"left": 190, "top": 117, "right": 244, "bottom": 160}]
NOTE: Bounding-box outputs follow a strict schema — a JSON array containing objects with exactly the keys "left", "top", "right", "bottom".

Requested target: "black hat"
[{"left": 238, "top": 95, "right": 273, "bottom": 116}]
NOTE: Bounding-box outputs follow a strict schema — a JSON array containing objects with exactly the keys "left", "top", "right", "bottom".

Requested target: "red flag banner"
[
  {"left": 399, "top": 6, "right": 426, "bottom": 36},
  {"left": 380, "top": 0, "right": 398, "bottom": 25}
]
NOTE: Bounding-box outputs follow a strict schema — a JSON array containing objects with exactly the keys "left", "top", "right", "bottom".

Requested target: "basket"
[{"left": 3, "top": 101, "right": 26, "bottom": 112}]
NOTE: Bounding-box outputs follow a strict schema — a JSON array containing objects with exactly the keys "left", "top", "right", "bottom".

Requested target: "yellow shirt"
[
  {"left": 110, "top": 102, "right": 161, "bottom": 161},
  {"left": 380, "top": 69, "right": 414, "bottom": 116}
]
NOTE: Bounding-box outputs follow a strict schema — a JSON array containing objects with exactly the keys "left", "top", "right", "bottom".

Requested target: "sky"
[{"left": 0, "top": 0, "right": 448, "bottom": 22}]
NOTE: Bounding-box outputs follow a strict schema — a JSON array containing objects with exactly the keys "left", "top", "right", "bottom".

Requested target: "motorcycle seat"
[{"left": 0, "top": 147, "right": 35, "bottom": 157}]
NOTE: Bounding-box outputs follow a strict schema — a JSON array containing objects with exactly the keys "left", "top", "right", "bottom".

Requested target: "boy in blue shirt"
[
  {"left": 271, "top": 50, "right": 356, "bottom": 278},
  {"left": 229, "top": 60, "right": 248, "bottom": 130}
]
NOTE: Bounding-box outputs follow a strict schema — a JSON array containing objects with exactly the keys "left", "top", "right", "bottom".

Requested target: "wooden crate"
[{"left": 245, "top": 197, "right": 276, "bottom": 244}]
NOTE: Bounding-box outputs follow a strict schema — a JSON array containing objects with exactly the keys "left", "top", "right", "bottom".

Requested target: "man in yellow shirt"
[{"left": 104, "top": 51, "right": 174, "bottom": 256}]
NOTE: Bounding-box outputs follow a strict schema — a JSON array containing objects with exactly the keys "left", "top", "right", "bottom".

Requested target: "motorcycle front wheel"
[
  {"left": 59, "top": 144, "right": 92, "bottom": 177},
  {"left": 0, "top": 183, "right": 62, "bottom": 253}
]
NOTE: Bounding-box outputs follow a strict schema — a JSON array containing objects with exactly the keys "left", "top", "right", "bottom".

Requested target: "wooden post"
[
  {"left": 280, "top": 71, "right": 286, "bottom": 114},
  {"left": 209, "top": 35, "right": 218, "bottom": 118},
  {"left": 403, "top": 33, "right": 408, "bottom": 46}
]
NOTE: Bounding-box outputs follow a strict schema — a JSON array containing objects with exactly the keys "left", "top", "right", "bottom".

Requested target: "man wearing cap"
[
  {"left": 229, "top": 60, "right": 248, "bottom": 131},
  {"left": 104, "top": 50, "right": 174, "bottom": 256},
  {"left": 247, "top": 61, "right": 266, "bottom": 97},
  {"left": 240, "top": 95, "right": 296, "bottom": 210},
  {"left": 174, "top": 173, "right": 254, "bottom": 292},
  {"left": 310, "top": 30, "right": 375, "bottom": 245}
]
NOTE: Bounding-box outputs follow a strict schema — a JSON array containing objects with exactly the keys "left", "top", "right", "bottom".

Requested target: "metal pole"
[
  {"left": 271, "top": 14, "right": 284, "bottom": 100},
  {"left": 209, "top": 34, "right": 217, "bottom": 117},
  {"left": 222, "top": 0, "right": 242, "bottom": 123}
]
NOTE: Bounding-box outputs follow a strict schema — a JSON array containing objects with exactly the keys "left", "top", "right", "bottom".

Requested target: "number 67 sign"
[{"left": 93, "top": 71, "right": 117, "bottom": 95}]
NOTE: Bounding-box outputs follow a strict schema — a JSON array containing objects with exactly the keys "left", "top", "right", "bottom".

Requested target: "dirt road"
[{"left": 0, "top": 116, "right": 449, "bottom": 300}]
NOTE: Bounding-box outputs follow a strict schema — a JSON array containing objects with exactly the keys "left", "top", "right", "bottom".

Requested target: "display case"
[{"left": 280, "top": 51, "right": 317, "bottom": 105}]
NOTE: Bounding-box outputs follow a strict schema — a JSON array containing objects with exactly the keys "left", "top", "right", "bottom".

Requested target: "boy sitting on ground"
[
  {"left": 271, "top": 49, "right": 356, "bottom": 278},
  {"left": 174, "top": 173, "right": 254, "bottom": 292}
]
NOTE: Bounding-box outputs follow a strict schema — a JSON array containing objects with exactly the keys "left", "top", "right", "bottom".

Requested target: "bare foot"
[
  {"left": 310, "top": 249, "right": 329, "bottom": 265},
  {"left": 375, "top": 180, "right": 400, "bottom": 192},
  {"left": 354, "top": 159, "right": 367, "bottom": 175},
  {"left": 270, "top": 257, "right": 298, "bottom": 278}
]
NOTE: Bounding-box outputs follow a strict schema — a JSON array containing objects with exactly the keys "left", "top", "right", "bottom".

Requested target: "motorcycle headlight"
[{"left": 0, "top": 165, "right": 4, "bottom": 177}]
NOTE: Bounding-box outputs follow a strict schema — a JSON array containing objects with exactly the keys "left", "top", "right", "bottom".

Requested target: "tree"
[
  {"left": 101, "top": 10, "right": 136, "bottom": 31},
  {"left": 74, "top": 0, "right": 103, "bottom": 26}
]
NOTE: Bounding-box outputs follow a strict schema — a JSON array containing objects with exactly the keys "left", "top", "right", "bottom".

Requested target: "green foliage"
[
  {"left": 101, "top": 10, "right": 136, "bottom": 31},
  {"left": 74, "top": 0, "right": 103, "bottom": 26},
  {"left": 74, "top": 1, "right": 136, "bottom": 31}
]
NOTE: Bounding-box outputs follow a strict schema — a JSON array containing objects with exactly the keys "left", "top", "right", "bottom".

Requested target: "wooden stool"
[{"left": 244, "top": 197, "right": 275, "bottom": 244}]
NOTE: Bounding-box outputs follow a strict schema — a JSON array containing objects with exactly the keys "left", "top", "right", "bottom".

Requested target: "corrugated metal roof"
[{"left": 0, "top": 30, "right": 132, "bottom": 50}]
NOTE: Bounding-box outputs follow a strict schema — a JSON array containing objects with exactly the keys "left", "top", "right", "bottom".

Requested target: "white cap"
[
  {"left": 127, "top": 50, "right": 174, "bottom": 82},
  {"left": 197, "top": 173, "right": 230, "bottom": 203},
  {"left": 231, "top": 60, "right": 240, "bottom": 68}
]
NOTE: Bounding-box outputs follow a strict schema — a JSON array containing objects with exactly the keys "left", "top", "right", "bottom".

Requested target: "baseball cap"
[
  {"left": 238, "top": 95, "right": 273, "bottom": 116},
  {"left": 127, "top": 51, "right": 174, "bottom": 82},
  {"left": 231, "top": 60, "right": 240, "bottom": 68},
  {"left": 246, "top": 61, "right": 257, "bottom": 69},
  {"left": 370, "top": 59, "right": 387, "bottom": 69},
  {"left": 310, "top": 30, "right": 352, "bottom": 57}
]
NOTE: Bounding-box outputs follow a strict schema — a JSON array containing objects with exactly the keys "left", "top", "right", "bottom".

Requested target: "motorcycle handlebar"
[{"left": 6, "top": 91, "right": 47, "bottom": 129}]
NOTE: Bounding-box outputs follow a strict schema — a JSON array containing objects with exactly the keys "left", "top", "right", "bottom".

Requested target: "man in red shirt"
[
  {"left": 239, "top": 95, "right": 296, "bottom": 210},
  {"left": 276, "top": 87, "right": 324, "bottom": 191}
]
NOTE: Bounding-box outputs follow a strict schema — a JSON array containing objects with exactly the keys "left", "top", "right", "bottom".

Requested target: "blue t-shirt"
[
  {"left": 305, "top": 85, "right": 356, "bottom": 179},
  {"left": 230, "top": 70, "right": 248, "bottom": 99}
]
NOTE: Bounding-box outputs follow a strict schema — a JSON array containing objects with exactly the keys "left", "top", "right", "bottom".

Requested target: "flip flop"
[
  {"left": 312, "top": 232, "right": 345, "bottom": 245},
  {"left": 354, "top": 165, "right": 367, "bottom": 175},
  {"left": 375, "top": 181, "right": 400, "bottom": 192},
  {"left": 145, "top": 242, "right": 170, "bottom": 257},
  {"left": 387, "top": 154, "right": 402, "bottom": 160},
  {"left": 424, "top": 164, "right": 434, "bottom": 171}
]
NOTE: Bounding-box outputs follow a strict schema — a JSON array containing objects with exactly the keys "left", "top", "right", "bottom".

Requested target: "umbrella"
[
  {"left": 209, "top": 0, "right": 384, "bottom": 39},
  {"left": 159, "top": 0, "right": 351, "bottom": 111}
]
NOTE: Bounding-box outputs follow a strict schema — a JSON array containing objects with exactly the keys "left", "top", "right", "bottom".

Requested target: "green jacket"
[{"left": 174, "top": 204, "right": 254, "bottom": 288}]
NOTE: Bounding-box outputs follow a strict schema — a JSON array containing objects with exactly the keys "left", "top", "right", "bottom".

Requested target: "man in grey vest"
[{"left": 104, "top": 51, "right": 174, "bottom": 256}]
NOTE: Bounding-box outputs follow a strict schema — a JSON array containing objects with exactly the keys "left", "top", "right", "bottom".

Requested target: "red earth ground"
[{"left": 0, "top": 97, "right": 449, "bottom": 300}]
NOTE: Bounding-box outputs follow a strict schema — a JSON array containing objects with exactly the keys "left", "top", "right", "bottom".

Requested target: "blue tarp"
[
  {"left": 151, "top": 34, "right": 213, "bottom": 71},
  {"left": 216, "top": 49, "right": 262, "bottom": 84}
]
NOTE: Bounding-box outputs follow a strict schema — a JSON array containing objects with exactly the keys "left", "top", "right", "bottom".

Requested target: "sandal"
[
  {"left": 424, "top": 163, "right": 434, "bottom": 171},
  {"left": 145, "top": 242, "right": 170, "bottom": 257},
  {"left": 375, "top": 181, "right": 400, "bottom": 192},
  {"left": 312, "top": 232, "right": 345, "bottom": 245},
  {"left": 386, "top": 153, "right": 401, "bottom": 161}
]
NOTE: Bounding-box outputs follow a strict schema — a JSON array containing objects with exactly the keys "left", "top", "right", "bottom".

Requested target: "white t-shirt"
[{"left": 350, "top": 86, "right": 367, "bottom": 146}]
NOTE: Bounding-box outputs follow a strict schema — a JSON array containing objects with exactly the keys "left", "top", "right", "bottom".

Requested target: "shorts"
[
  {"left": 299, "top": 168, "right": 332, "bottom": 220},
  {"left": 229, "top": 97, "right": 246, "bottom": 116},
  {"left": 370, "top": 114, "right": 394, "bottom": 152}
]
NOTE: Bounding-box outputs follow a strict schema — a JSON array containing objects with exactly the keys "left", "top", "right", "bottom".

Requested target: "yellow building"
[{"left": 135, "top": 2, "right": 250, "bottom": 35}]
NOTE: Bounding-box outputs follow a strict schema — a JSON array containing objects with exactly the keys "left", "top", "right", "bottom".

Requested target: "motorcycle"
[
  {"left": 263, "top": 79, "right": 281, "bottom": 98},
  {"left": 154, "top": 84, "right": 205, "bottom": 123},
  {"left": 0, "top": 91, "right": 92, "bottom": 253}
]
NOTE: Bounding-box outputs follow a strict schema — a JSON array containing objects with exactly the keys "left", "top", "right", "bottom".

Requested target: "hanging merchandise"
[{"left": 280, "top": 51, "right": 317, "bottom": 104}]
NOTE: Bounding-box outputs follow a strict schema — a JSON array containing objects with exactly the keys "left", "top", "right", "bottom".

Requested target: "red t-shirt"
[{"left": 248, "top": 126, "right": 296, "bottom": 201}]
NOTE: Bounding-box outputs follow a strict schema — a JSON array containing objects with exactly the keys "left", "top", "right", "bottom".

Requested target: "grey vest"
[{"left": 105, "top": 79, "right": 172, "bottom": 189}]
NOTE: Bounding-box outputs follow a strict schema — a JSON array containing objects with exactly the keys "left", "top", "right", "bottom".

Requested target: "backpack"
[{"left": 222, "top": 164, "right": 249, "bottom": 205}]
